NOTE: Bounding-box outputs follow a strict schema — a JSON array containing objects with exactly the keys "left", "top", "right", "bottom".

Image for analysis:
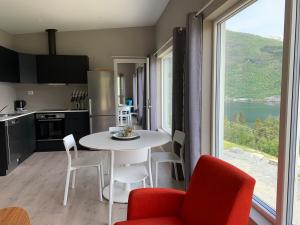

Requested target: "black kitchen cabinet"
[
  {"left": 36, "top": 55, "right": 66, "bottom": 83},
  {"left": 36, "top": 55, "right": 89, "bottom": 84},
  {"left": 65, "top": 112, "right": 89, "bottom": 147},
  {"left": 0, "top": 46, "right": 19, "bottom": 82},
  {"left": 19, "top": 114, "right": 36, "bottom": 162},
  {"left": 64, "top": 56, "right": 88, "bottom": 83},
  {"left": 0, "top": 114, "right": 36, "bottom": 176},
  {"left": 19, "top": 53, "right": 37, "bottom": 83}
]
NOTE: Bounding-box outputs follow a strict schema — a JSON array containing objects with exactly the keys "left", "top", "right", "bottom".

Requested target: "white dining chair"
[
  {"left": 109, "top": 127, "right": 153, "bottom": 188},
  {"left": 117, "top": 106, "right": 132, "bottom": 126},
  {"left": 151, "top": 130, "right": 185, "bottom": 187},
  {"left": 63, "top": 134, "right": 104, "bottom": 206}
]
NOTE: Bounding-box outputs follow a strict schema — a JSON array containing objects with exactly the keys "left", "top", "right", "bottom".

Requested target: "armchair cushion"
[
  {"left": 127, "top": 188, "right": 185, "bottom": 220},
  {"left": 115, "top": 217, "right": 184, "bottom": 225}
]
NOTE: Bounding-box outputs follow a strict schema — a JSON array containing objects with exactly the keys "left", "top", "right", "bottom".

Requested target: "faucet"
[{"left": 0, "top": 104, "right": 9, "bottom": 113}]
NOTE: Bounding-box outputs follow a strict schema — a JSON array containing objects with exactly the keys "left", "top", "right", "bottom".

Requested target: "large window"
[
  {"left": 215, "top": 0, "right": 285, "bottom": 215},
  {"left": 161, "top": 51, "right": 173, "bottom": 134}
]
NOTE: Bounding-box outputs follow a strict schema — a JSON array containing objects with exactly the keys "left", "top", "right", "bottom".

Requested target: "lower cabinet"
[
  {"left": 35, "top": 111, "right": 90, "bottom": 152},
  {"left": 65, "top": 112, "right": 90, "bottom": 148},
  {"left": 0, "top": 112, "right": 90, "bottom": 175},
  {"left": 0, "top": 114, "right": 36, "bottom": 176}
]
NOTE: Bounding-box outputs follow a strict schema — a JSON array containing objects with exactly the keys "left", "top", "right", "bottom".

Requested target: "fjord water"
[{"left": 224, "top": 101, "right": 280, "bottom": 126}]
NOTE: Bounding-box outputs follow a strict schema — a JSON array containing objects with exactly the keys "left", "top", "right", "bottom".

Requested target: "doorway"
[{"left": 113, "top": 58, "right": 150, "bottom": 130}]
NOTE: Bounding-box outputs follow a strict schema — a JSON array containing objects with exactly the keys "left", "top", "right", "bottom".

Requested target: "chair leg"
[
  {"left": 71, "top": 170, "right": 76, "bottom": 189},
  {"left": 97, "top": 165, "right": 103, "bottom": 202},
  {"left": 63, "top": 169, "right": 71, "bottom": 206},
  {"left": 173, "top": 163, "right": 179, "bottom": 181},
  {"left": 109, "top": 151, "right": 115, "bottom": 225},
  {"left": 100, "top": 163, "right": 105, "bottom": 188},
  {"left": 155, "top": 162, "right": 159, "bottom": 187},
  {"left": 181, "top": 162, "right": 185, "bottom": 179}
]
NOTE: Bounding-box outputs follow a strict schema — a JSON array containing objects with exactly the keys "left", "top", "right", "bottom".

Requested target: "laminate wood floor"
[{"left": 0, "top": 151, "right": 184, "bottom": 225}]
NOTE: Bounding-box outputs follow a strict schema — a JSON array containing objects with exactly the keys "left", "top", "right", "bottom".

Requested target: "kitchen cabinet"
[
  {"left": 64, "top": 56, "right": 89, "bottom": 83},
  {"left": 0, "top": 46, "right": 19, "bottom": 83},
  {"left": 0, "top": 114, "right": 36, "bottom": 176},
  {"left": 65, "top": 112, "right": 89, "bottom": 147},
  {"left": 18, "top": 53, "right": 37, "bottom": 83},
  {"left": 36, "top": 55, "right": 65, "bottom": 83},
  {"left": 36, "top": 55, "right": 89, "bottom": 84},
  {"left": 19, "top": 114, "right": 36, "bottom": 161}
]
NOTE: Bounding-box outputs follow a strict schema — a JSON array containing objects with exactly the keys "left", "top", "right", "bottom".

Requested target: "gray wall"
[
  {"left": 0, "top": 29, "right": 13, "bottom": 49},
  {"left": 13, "top": 26, "right": 156, "bottom": 69},
  {"left": 155, "top": 0, "right": 210, "bottom": 48},
  {"left": 14, "top": 84, "right": 87, "bottom": 110}
]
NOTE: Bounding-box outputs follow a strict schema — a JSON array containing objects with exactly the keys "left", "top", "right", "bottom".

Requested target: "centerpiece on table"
[{"left": 112, "top": 126, "right": 140, "bottom": 140}]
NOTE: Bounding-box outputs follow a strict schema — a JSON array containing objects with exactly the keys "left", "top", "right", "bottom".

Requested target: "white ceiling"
[{"left": 0, "top": 0, "right": 169, "bottom": 34}]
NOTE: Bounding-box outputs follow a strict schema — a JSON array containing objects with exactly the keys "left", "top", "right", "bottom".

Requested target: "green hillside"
[{"left": 225, "top": 30, "right": 283, "bottom": 100}]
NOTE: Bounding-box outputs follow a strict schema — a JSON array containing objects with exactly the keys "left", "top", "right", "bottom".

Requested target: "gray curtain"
[
  {"left": 172, "top": 27, "right": 186, "bottom": 179},
  {"left": 184, "top": 12, "right": 203, "bottom": 185},
  {"left": 137, "top": 67, "right": 144, "bottom": 124},
  {"left": 150, "top": 55, "right": 158, "bottom": 131}
]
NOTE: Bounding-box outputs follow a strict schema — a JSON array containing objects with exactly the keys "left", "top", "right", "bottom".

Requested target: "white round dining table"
[{"left": 79, "top": 130, "right": 170, "bottom": 225}]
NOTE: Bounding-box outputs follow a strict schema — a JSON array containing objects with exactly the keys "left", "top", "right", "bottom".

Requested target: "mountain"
[{"left": 225, "top": 30, "right": 283, "bottom": 100}]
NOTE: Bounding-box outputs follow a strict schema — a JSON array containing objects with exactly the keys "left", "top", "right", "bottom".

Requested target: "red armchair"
[{"left": 115, "top": 155, "right": 256, "bottom": 225}]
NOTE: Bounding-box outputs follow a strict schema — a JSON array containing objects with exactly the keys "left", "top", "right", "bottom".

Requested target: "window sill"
[{"left": 251, "top": 199, "right": 276, "bottom": 225}]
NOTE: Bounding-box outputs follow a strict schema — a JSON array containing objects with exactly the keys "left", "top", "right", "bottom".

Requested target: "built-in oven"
[{"left": 36, "top": 113, "right": 65, "bottom": 145}]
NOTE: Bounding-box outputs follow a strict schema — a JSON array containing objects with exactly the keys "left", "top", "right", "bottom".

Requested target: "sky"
[{"left": 226, "top": 0, "right": 285, "bottom": 40}]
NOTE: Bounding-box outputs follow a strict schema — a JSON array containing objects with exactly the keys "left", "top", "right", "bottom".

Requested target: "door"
[{"left": 113, "top": 58, "right": 150, "bottom": 130}]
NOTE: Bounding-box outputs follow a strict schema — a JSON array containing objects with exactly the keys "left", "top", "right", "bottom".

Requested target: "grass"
[{"left": 223, "top": 140, "right": 278, "bottom": 161}]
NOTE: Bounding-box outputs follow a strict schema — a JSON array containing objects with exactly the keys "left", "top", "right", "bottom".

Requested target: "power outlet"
[{"left": 27, "top": 90, "right": 34, "bottom": 95}]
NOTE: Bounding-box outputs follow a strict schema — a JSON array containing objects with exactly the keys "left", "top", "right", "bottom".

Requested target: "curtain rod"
[
  {"left": 153, "top": 36, "right": 173, "bottom": 56},
  {"left": 195, "top": 0, "right": 215, "bottom": 17}
]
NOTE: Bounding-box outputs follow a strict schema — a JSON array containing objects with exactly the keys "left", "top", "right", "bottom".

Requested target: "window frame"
[
  {"left": 285, "top": 0, "right": 300, "bottom": 224},
  {"left": 211, "top": 0, "right": 294, "bottom": 224},
  {"left": 158, "top": 47, "right": 173, "bottom": 135}
]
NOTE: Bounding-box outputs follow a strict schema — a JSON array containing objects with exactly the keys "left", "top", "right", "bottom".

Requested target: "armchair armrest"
[{"left": 127, "top": 188, "right": 186, "bottom": 220}]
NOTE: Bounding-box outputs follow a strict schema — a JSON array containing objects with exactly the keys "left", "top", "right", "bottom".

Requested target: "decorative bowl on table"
[{"left": 112, "top": 127, "right": 140, "bottom": 140}]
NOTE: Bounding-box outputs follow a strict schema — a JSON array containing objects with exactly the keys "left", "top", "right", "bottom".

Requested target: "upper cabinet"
[
  {"left": 0, "top": 46, "right": 19, "bottom": 83},
  {"left": 36, "top": 55, "right": 66, "bottom": 83},
  {"left": 36, "top": 55, "right": 89, "bottom": 84},
  {"left": 64, "top": 56, "right": 89, "bottom": 83},
  {"left": 0, "top": 45, "right": 89, "bottom": 84},
  {"left": 19, "top": 53, "right": 37, "bottom": 83}
]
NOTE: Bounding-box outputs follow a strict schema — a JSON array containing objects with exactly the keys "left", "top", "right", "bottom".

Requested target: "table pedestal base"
[{"left": 103, "top": 182, "right": 149, "bottom": 204}]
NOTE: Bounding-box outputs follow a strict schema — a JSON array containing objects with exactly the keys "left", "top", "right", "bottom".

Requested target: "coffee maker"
[{"left": 14, "top": 100, "right": 27, "bottom": 112}]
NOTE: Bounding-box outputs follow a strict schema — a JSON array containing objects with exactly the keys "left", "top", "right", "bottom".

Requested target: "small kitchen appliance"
[{"left": 14, "top": 100, "right": 27, "bottom": 112}]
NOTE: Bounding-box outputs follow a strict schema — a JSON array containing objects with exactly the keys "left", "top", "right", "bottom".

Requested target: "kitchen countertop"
[{"left": 0, "top": 109, "right": 89, "bottom": 122}]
